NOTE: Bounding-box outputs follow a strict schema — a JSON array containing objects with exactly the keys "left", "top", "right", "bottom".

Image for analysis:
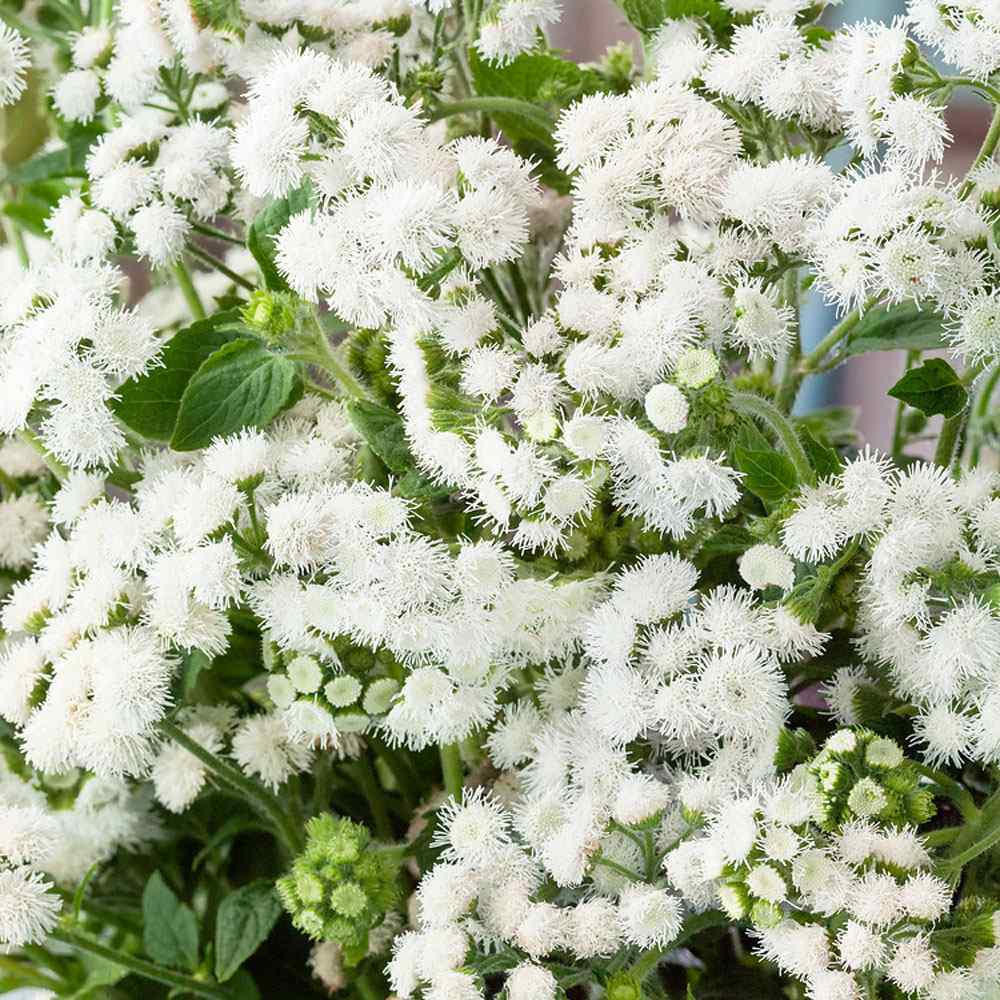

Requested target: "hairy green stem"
[
  {"left": 160, "top": 720, "right": 304, "bottom": 854},
  {"left": 729, "top": 391, "right": 816, "bottom": 486},
  {"left": 50, "top": 928, "right": 231, "bottom": 1000},
  {"left": 969, "top": 363, "right": 1000, "bottom": 466},
  {"left": 16, "top": 428, "right": 69, "bottom": 481},
  {"left": 959, "top": 104, "right": 1000, "bottom": 199},
  {"left": 296, "top": 311, "right": 370, "bottom": 401},
  {"left": 190, "top": 221, "right": 244, "bottom": 246},
  {"left": 173, "top": 258, "right": 206, "bottom": 320},
  {"left": 798, "top": 307, "right": 866, "bottom": 375},
  {"left": 439, "top": 742, "right": 464, "bottom": 800}
]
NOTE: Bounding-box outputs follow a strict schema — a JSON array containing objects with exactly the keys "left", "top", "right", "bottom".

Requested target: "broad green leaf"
[
  {"left": 695, "top": 524, "right": 755, "bottom": 565},
  {"left": 111, "top": 310, "right": 247, "bottom": 440},
  {"left": 468, "top": 48, "right": 605, "bottom": 156},
  {"left": 733, "top": 428, "right": 798, "bottom": 506},
  {"left": 843, "top": 302, "right": 947, "bottom": 357},
  {"left": 142, "top": 872, "right": 199, "bottom": 972},
  {"left": 888, "top": 358, "right": 968, "bottom": 418},
  {"left": 171, "top": 339, "right": 302, "bottom": 451},
  {"left": 616, "top": 0, "right": 729, "bottom": 35},
  {"left": 396, "top": 466, "right": 452, "bottom": 500},
  {"left": 247, "top": 180, "right": 313, "bottom": 292},
  {"left": 214, "top": 882, "right": 282, "bottom": 982},
  {"left": 347, "top": 399, "right": 413, "bottom": 475}
]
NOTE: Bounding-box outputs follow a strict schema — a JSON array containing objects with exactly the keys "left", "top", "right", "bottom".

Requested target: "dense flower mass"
[{"left": 1, "top": 0, "right": 1000, "bottom": 997}]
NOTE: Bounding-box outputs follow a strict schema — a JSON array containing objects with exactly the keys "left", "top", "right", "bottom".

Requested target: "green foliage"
[
  {"left": 843, "top": 301, "right": 948, "bottom": 357},
  {"left": 888, "top": 357, "right": 969, "bottom": 418},
  {"left": 214, "top": 882, "right": 282, "bottom": 983},
  {"left": 615, "top": 0, "right": 730, "bottom": 35},
  {"left": 276, "top": 815, "right": 401, "bottom": 959},
  {"left": 774, "top": 727, "right": 817, "bottom": 773},
  {"left": 733, "top": 424, "right": 799, "bottom": 505},
  {"left": 247, "top": 181, "right": 314, "bottom": 292},
  {"left": 111, "top": 311, "right": 247, "bottom": 440},
  {"left": 171, "top": 338, "right": 303, "bottom": 451},
  {"left": 347, "top": 400, "right": 413, "bottom": 475},
  {"left": 142, "top": 872, "right": 199, "bottom": 972}
]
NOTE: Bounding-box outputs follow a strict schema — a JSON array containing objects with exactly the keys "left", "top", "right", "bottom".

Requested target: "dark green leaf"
[
  {"left": 171, "top": 339, "right": 302, "bottom": 451},
  {"left": 347, "top": 399, "right": 413, "bottom": 475},
  {"left": 774, "top": 728, "right": 817, "bottom": 773},
  {"left": 799, "top": 428, "right": 842, "bottom": 479},
  {"left": 888, "top": 358, "right": 968, "bottom": 419},
  {"left": 733, "top": 436, "right": 798, "bottom": 506},
  {"left": 396, "top": 467, "right": 451, "bottom": 500},
  {"left": 111, "top": 311, "right": 247, "bottom": 440},
  {"left": 247, "top": 181, "right": 313, "bottom": 292},
  {"left": 696, "top": 524, "right": 755, "bottom": 564},
  {"left": 142, "top": 873, "right": 199, "bottom": 972},
  {"left": 214, "top": 882, "right": 282, "bottom": 982},
  {"left": 843, "top": 302, "right": 947, "bottom": 357}
]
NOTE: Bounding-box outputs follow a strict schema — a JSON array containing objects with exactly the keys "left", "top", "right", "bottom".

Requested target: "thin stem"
[
  {"left": 891, "top": 350, "right": 919, "bottom": 460},
  {"left": 50, "top": 928, "right": 231, "bottom": 1000},
  {"left": 353, "top": 755, "right": 393, "bottom": 841},
  {"left": 960, "top": 104, "right": 1000, "bottom": 199},
  {"left": 913, "top": 763, "right": 978, "bottom": 822},
  {"left": 798, "top": 306, "right": 866, "bottom": 375},
  {"left": 16, "top": 428, "right": 69, "bottom": 482},
  {"left": 159, "top": 720, "right": 304, "bottom": 854},
  {"left": 187, "top": 245, "right": 255, "bottom": 292},
  {"left": 970, "top": 363, "right": 1000, "bottom": 466},
  {"left": 439, "top": 742, "right": 465, "bottom": 800},
  {"left": 190, "top": 221, "right": 244, "bottom": 246},
  {"left": 729, "top": 391, "right": 816, "bottom": 486},
  {"left": 173, "top": 258, "right": 206, "bottom": 321},
  {"left": 774, "top": 268, "right": 801, "bottom": 412}
]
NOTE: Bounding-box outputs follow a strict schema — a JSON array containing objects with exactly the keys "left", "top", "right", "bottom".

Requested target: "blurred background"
[{"left": 552, "top": 0, "right": 994, "bottom": 451}]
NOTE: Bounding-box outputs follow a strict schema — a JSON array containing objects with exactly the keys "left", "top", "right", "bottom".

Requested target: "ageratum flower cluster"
[{"left": 1, "top": 1, "right": 1000, "bottom": 998}]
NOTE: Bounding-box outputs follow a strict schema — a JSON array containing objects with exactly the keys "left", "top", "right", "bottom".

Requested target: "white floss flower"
[
  {"left": 0, "top": 866, "right": 60, "bottom": 947},
  {"left": 738, "top": 544, "right": 795, "bottom": 591},
  {"left": 0, "top": 25, "right": 29, "bottom": 106},
  {"left": 130, "top": 201, "right": 190, "bottom": 267},
  {"left": 618, "top": 885, "right": 683, "bottom": 949},
  {"left": 644, "top": 383, "right": 689, "bottom": 434},
  {"left": 52, "top": 68, "right": 101, "bottom": 123},
  {"left": 505, "top": 962, "right": 558, "bottom": 1000},
  {"left": 231, "top": 713, "right": 313, "bottom": 790}
]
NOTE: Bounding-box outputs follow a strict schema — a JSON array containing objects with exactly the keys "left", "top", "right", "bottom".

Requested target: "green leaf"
[
  {"left": 247, "top": 181, "right": 313, "bottom": 292},
  {"left": 171, "top": 339, "right": 302, "bottom": 451},
  {"left": 347, "top": 399, "right": 413, "bottom": 475},
  {"left": 774, "top": 728, "right": 817, "bottom": 773},
  {"left": 5, "top": 127, "right": 100, "bottom": 184},
  {"left": 888, "top": 358, "right": 968, "bottom": 419},
  {"left": 396, "top": 467, "right": 451, "bottom": 500},
  {"left": 468, "top": 48, "right": 605, "bottom": 153},
  {"left": 111, "top": 310, "right": 247, "bottom": 440},
  {"left": 142, "top": 872, "right": 199, "bottom": 972},
  {"left": 214, "top": 882, "right": 282, "bottom": 983},
  {"left": 733, "top": 428, "right": 799, "bottom": 506},
  {"left": 799, "top": 428, "right": 842, "bottom": 479},
  {"left": 843, "top": 301, "right": 947, "bottom": 357},
  {"left": 696, "top": 524, "right": 755, "bottom": 565},
  {"left": 616, "top": 0, "right": 729, "bottom": 34}
]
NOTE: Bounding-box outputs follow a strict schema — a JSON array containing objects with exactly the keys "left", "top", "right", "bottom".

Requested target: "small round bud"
[
  {"left": 288, "top": 655, "right": 323, "bottom": 694},
  {"left": 644, "top": 383, "right": 689, "bottom": 434},
  {"left": 267, "top": 673, "right": 296, "bottom": 709},
  {"left": 674, "top": 348, "right": 719, "bottom": 389},
  {"left": 325, "top": 676, "right": 362, "bottom": 708}
]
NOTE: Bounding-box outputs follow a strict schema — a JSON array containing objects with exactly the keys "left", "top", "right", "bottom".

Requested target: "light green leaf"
[
  {"left": 616, "top": 0, "right": 729, "bottom": 34},
  {"left": 171, "top": 339, "right": 302, "bottom": 451},
  {"left": 214, "top": 882, "right": 282, "bottom": 983},
  {"left": 111, "top": 310, "right": 247, "bottom": 441},
  {"left": 142, "top": 872, "right": 199, "bottom": 972},
  {"left": 888, "top": 358, "right": 968, "bottom": 418}
]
